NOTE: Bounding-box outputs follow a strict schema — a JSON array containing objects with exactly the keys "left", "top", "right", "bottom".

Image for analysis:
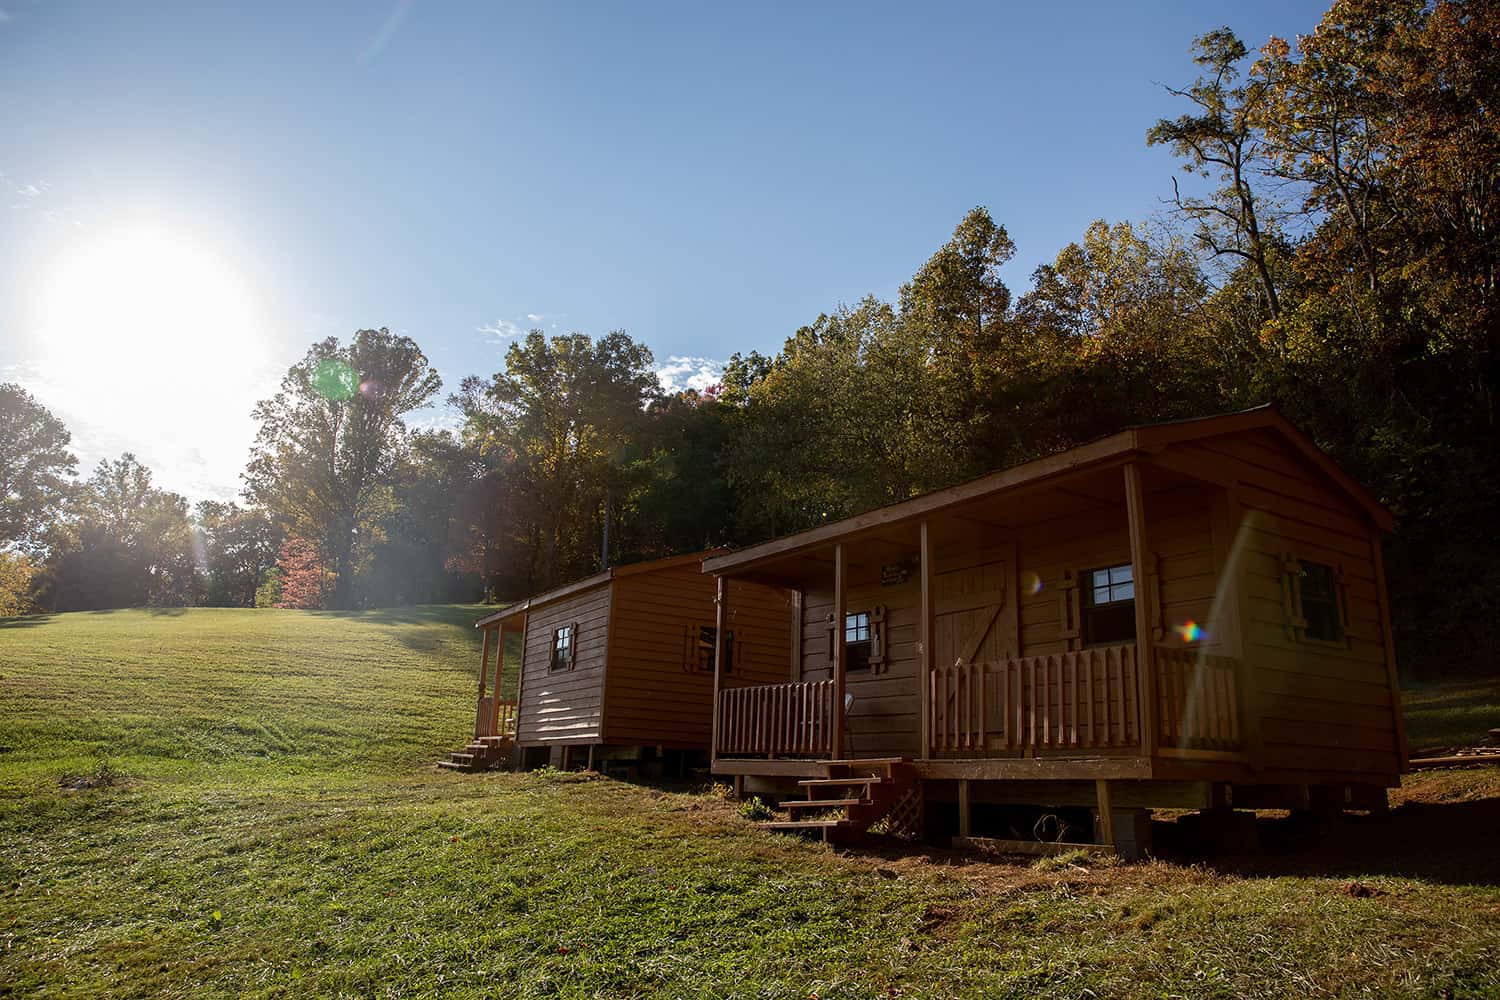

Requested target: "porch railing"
[
  {"left": 931, "top": 643, "right": 1142, "bottom": 753},
  {"left": 1155, "top": 647, "right": 1239, "bottom": 751},
  {"left": 930, "top": 643, "right": 1243, "bottom": 756},
  {"left": 717, "top": 680, "right": 835, "bottom": 757},
  {"left": 475, "top": 697, "right": 519, "bottom": 740},
  {"left": 715, "top": 643, "right": 1242, "bottom": 761}
]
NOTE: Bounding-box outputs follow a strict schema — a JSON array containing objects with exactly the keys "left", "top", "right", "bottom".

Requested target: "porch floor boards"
[{"left": 713, "top": 754, "right": 1156, "bottom": 782}]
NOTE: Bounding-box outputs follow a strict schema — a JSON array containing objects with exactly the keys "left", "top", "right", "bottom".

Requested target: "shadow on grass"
[
  {"left": 1165, "top": 796, "right": 1500, "bottom": 887},
  {"left": 0, "top": 614, "right": 53, "bottom": 629}
]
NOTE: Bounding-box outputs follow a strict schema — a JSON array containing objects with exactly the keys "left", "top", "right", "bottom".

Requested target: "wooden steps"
[
  {"left": 439, "top": 734, "right": 515, "bottom": 773},
  {"left": 774, "top": 821, "right": 858, "bottom": 839},
  {"left": 759, "top": 758, "right": 916, "bottom": 843},
  {"left": 783, "top": 798, "right": 861, "bottom": 810}
]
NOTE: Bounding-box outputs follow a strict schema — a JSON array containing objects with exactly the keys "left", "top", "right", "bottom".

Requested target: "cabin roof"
[
  {"left": 702, "top": 406, "right": 1393, "bottom": 577},
  {"left": 473, "top": 548, "right": 725, "bottom": 629}
]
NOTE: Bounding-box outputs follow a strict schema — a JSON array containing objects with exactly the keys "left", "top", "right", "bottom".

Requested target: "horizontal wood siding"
[
  {"left": 606, "top": 567, "right": 792, "bottom": 748},
  {"left": 1192, "top": 428, "right": 1400, "bottom": 780},
  {"left": 516, "top": 583, "right": 609, "bottom": 745},
  {"left": 801, "top": 574, "right": 921, "bottom": 759},
  {"left": 1016, "top": 484, "right": 1225, "bottom": 660}
]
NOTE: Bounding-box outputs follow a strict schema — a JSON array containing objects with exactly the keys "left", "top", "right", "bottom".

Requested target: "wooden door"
[
  {"left": 933, "top": 554, "right": 1016, "bottom": 669},
  {"left": 930, "top": 550, "right": 1017, "bottom": 755}
]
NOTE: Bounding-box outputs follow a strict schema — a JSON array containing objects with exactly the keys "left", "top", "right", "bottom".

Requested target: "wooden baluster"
[
  {"left": 978, "top": 662, "right": 988, "bottom": 752},
  {"left": 1028, "top": 658, "right": 1037, "bottom": 749},
  {"left": 1104, "top": 650, "right": 1116, "bottom": 743},
  {"left": 1159, "top": 652, "right": 1173, "bottom": 747},
  {"left": 1046, "top": 655, "right": 1055, "bottom": 747},
  {"left": 1225, "top": 661, "right": 1240, "bottom": 747},
  {"left": 1085, "top": 649, "right": 1097, "bottom": 748},
  {"left": 997, "top": 662, "right": 1008, "bottom": 749},
  {"left": 1174, "top": 652, "right": 1186, "bottom": 746},
  {"left": 1013, "top": 662, "right": 1023, "bottom": 752}
]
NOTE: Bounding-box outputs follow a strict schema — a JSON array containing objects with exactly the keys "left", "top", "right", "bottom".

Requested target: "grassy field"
[{"left": 2, "top": 608, "right": 1498, "bottom": 998}]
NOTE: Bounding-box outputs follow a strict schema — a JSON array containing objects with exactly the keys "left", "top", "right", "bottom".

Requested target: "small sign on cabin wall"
[{"left": 880, "top": 561, "right": 913, "bottom": 587}]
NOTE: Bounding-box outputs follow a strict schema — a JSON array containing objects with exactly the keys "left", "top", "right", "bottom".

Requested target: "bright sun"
[
  {"left": 35, "top": 226, "right": 263, "bottom": 381},
  {"left": 27, "top": 225, "right": 274, "bottom": 495}
]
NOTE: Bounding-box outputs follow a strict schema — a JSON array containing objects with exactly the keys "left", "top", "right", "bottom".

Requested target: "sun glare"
[
  {"left": 35, "top": 226, "right": 263, "bottom": 380},
  {"left": 27, "top": 225, "right": 273, "bottom": 495}
]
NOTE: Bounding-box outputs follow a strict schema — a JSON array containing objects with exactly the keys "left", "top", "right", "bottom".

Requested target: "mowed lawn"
[{"left": 2, "top": 610, "right": 1498, "bottom": 999}]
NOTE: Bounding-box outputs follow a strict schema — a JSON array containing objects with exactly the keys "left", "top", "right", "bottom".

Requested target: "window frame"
[
  {"left": 1290, "top": 556, "right": 1348, "bottom": 647},
  {"left": 693, "top": 624, "right": 734, "bottom": 674},
  {"left": 844, "top": 610, "right": 874, "bottom": 672},
  {"left": 549, "top": 624, "right": 576, "bottom": 672},
  {"left": 1080, "top": 562, "right": 1137, "bottom": 647}
]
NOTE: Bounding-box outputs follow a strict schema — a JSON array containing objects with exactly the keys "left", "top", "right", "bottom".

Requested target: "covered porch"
[{"left": 705, "top": 449, "right": 1251, "bottom": 780}]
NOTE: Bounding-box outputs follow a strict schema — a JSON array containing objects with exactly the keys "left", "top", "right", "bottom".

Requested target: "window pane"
[
  {"left": 1091, "top": 569, "right": 1111, "bottom": 589},
  {"left": 1113, "top": 580, "right": 1134, "bottom": 602},
  {"left": 1093, "top": 586, "right": 1111, "bottom": 605},
  {"left": 1110, "top": 565, "right": 1131, "bottom": 584}
]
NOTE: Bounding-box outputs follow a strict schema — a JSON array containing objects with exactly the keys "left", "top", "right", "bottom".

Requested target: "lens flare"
[
  {"left": 1021, "top": 571, "right": 1043, "bottom": 596},
  {"left": 313, "top": 359, "right": 357, "bottom": 401},
  {"left": 1175, "top": 620, "right": 1205, "bottom": 643},
  {"left": 359, "top": 378, "right": 385, "bottom": 399}
]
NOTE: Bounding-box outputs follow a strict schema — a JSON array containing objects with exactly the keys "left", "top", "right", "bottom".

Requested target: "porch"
[
  {"left": 712, "top": 640, "right": 1242, "bottom": 765},
  {"left": 705, "top": 451, "right": 1254, "bottom": 783}
]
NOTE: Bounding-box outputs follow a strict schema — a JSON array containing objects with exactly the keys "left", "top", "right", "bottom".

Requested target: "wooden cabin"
[
  {"left": 702, "top": 408, "right": 1407, "bottom": 853},
  {"left": 448, "top": 551, "right": 794, "bottom": 774}
]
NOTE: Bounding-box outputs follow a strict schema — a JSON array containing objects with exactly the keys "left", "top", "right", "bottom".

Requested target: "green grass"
[
  {"left": 3, "top": 608, "right": 1499, "bottom": 998},
  {"left": 1403, "top": 676, "right": 1500, "bottom": 752}
]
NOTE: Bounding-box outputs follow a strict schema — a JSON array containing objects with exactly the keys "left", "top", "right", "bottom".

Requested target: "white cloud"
[
  {"left": 478, "top": 318, "right": 524, "bottom": 343},
  {"left": 655, "top": 355, "right": 724, "bottom": 395},
  {"left": 479, "top": 312, "right": 555, "bottom": 344},
  {"left": 0, "top": 10, "right": 12, "bottom": 25}
]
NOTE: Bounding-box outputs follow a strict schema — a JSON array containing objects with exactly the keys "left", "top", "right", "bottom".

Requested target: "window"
[
  {"left": 1298, "top": 560, "right": 1342, "bottom": 643},
  {"left": 549, "top": 625, "right": 573, "bottom": 672},
  {"left": 1081, "top": 563, "right": 1136, "bottom": 646},
  {"left": 695, "top": 625, "right": 733, "bottom": 674},
  {"left": 845, "top": 611, "right": 873, "bottom": 672}
]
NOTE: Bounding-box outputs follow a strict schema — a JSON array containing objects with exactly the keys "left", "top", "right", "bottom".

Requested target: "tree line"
[{"left": 2, "top": 0, "right": 1495, "bottom": 677}]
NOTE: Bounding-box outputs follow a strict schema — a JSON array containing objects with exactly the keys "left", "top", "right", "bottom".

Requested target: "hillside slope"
[{"left": 0, "top": 607, "right": 1497, "bottom": 998}]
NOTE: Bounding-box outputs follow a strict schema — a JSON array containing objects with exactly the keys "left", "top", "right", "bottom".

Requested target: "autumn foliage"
[{"left": 273, "top": 536, "right": 332, "bottom": 610}]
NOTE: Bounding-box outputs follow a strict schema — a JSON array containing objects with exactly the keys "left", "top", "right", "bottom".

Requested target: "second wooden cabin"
[{"left": 461, "top": 551, "right": 792, "bottom": 774}]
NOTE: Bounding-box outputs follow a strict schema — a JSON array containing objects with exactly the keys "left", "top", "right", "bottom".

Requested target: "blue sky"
[{"left": 0, "top": 1, "right": 1330, "bottom": 500}]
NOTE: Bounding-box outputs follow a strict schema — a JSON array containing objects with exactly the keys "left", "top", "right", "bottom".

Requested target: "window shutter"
[
  {"left": 1059, "top": 570, "right": 1081, "bottom": 651},
  {"left": 869, "top": 605, "right": 887, "bottom": 672},
  {"left": 569, "top": 622, "right": 580, "bottom": 670},
  {"left": 1279, "top": 551, "right": 1308, "bottom": 639}
]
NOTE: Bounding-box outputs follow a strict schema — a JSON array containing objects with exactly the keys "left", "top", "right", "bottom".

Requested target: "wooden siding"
[
  {"left": 1186, "top": 428, "right": 1401, "bottom": 781},
  {"left": 605, "top": 566, "right": 792, "bottom": 748},
  {"left": 516, "top": 582, "right": 610, "bottom": 745}
]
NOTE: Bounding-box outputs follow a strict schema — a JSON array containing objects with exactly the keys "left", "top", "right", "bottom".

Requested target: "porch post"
[
  {"left": 919, "top": 520, "right": 934, "bottom": 760},
  {"left": 490, "top": 623, "right": 505, "bottom": 734},
  {"left": 1095, "top": 779, "right": 1115, "bottom": 846},
  {"left": 514, "top": 613, "right": 529, "bottom": 747},
  {"left": 832, "top": 544, "right": 848, "bottom": 760},
  {"left": 475, "top": 626, "right": 492, "bottom": 738},
  {"left": 711, "top": 575, "right": 728, "bottom": 765},
  {"left": 1124, "top": 462, "right": 1158, "bottom": 758}
]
